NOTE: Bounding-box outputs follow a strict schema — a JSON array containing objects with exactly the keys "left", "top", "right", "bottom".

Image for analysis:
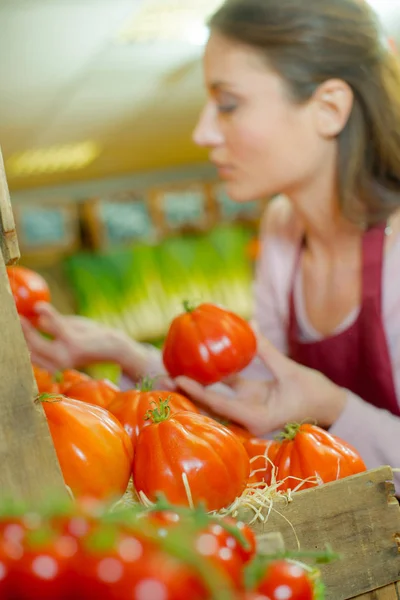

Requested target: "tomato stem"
[
  {"left": 183, "top": 300, "right": 196, "bottom": 313},
  {"left": 35, "top": 392, "right": 64, "bottom": 404},
  {"left": 136, "top": 376, "right": 156, "bottom": 392},
  {"left": 276, "top": 422, "right": 302, "bottom": 442},
  {"left": 145, "top": 398, "right": 171, "bottom": 423}
]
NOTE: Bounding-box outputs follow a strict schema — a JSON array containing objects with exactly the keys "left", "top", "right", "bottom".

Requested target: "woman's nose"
[{"left": 192, "top": 103, "right": 224, "bottom": 148}]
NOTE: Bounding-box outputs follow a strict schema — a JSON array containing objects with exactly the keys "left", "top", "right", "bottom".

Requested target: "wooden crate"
[{"left": 239, "top": 466, "right": 400, "bottom": 600}]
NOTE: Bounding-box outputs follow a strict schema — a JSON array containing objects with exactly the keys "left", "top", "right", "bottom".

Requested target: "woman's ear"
[{"left": 313, "top": 78, "right": 354, "bottom": 138}]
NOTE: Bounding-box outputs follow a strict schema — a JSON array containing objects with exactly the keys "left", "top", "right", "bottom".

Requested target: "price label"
[
  {"left": 17, "top": 205, "right": 77, "bottom": 250},
  {"left": 162, "top": 188, "right": 207, "bottom": 229},
  {"left": 99, "top": 199, "right": 154, "bottom": 245}
]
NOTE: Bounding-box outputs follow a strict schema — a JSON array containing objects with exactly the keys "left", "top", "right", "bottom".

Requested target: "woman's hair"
[{"left": 209, "top": 0, "right": 400, "bottom": 226}]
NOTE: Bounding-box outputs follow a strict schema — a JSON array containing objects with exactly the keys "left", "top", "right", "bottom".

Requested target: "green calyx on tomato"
[
  {"left": 145, "top": 397, "right": 171, "bottom": 423},
  {"left": 183, "top": 299, "right": 196, "bottom": 313},
  {"left": 136, "top": 376, "right": 156, "bottom": 392}
]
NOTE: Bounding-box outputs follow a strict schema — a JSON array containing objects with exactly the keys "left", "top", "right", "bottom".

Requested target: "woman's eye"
[{"left": 217, "top": 104, "right": 237, "bottom": 114}]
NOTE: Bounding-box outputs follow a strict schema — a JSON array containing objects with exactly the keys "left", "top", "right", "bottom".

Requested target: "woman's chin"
[{"left": 223, "top": 181, "right": 267, "bottom": 203}]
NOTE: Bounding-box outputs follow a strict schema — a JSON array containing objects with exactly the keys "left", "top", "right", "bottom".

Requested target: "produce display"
[
  {"left": 0, "top": 495, "right": 329, "bottom": 600},
  {"left": 163, "top": 302, "right": 257, "bottom": 385},
  {"left": 63, "top": 224, "right": 255, "bottom": 343},
  {"left": 5, "top": 263, "right": 371, "bottom": 599}
]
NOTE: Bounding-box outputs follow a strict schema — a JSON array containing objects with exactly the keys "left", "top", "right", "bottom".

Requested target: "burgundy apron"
[{"left": 288, "top": 223, "right": 400, "bottom": 416}]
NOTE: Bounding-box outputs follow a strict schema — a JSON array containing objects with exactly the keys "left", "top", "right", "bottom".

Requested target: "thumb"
[
  {"left": 256, "top": 334, "right": 292, "bottom": 378},
  {"left": 34, "top": 302, "right": 66, "bottom": 338}
]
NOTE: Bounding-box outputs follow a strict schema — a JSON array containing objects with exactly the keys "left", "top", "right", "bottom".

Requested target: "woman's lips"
[{"left": 214, "top": 163, "right": 235, "bottom": 179}]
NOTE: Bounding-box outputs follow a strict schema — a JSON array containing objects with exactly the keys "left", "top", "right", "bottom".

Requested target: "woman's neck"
[{"left": 288, "top": 163, "right": 363, "bottom": 254}]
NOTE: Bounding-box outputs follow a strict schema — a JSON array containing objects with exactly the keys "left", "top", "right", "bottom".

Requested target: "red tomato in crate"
[
  {"left": 66, "top": 378, "right": 119, "bottom": 410},
  {"left": 108, "top": 384, "right": 198, "bottom": 450},
  {"left": 133, "top": 400, "right": 250, "bottom": 511},
  {"left": 162, "top": 302, "right": 257, "bottom": 385},
  {"left": 33, "top": 365, "right": 60, "bottom": 394},
  {"left": 272, "top": 424, "right": 366, "bottom": 492},
  {"left": 10, "top": 533, "right": 78, "bottom": 600},
  {"left": 7, "top": 266, "right": 50, "bottom": 325},
  {"left": 76, "top": 528, "right": 208, "bottom": 600},
  {"left": 40, "top": 395, "right": 133, "bottom": 501},
  {"left": 255, "top": 560, "right": 314, "bottom": 599},
  {"left": 244, "top": 438, "right": 280, "bottom": 486},
  {"left": 141, "top": 510, "right": 256, "bottom": 588},
  {"left": 56, "top": 369, "right": 91, "bottom": 395}
]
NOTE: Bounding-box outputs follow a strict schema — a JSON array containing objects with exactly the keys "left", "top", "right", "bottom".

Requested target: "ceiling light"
[
  {"left": 6, "top": 141, "right": 101, "bottom": 178},
  {"left": 117, "top": 0, "right": 221, "bottom": 45}
]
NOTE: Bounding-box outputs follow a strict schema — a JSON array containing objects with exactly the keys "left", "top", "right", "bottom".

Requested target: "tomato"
[
  {"left": 133, "top": 400, "right": 250, "bottom": 511},
  {"left": 11, "top": 532, "right": 78, "bottom": 600},
  {"left": 162, "top": 302, "right": 257, "bottom": 386},
  {"left": 239, "top": 594, "right": 270, "bottom": 600},
  {"left": 33, "top": 365, "right": 60, "bottom": 394},
  {"left": 255, "top": 560, "right": 314, "bottom": 599},
  {"left": 56, "top": 369, "right": 91, "bottom": 395},
  {"left": 272, "top": 423, "right": 367, "bottom": 492},
  {"left": 226, "top": 423, "right": 254, "bottom": 446},
  {"left": 66, "top": 378, "right": 119, "bottom": 410},
  {"left": 40, "top": 395, "right": 133, "bottom": 501},
  {"left": 76, "top": 527, "right": 208, "bottom": 600},
  {"left": 108, "top": 381, "right": 199, "bottom": 450},
  {"left": 142, "top": 510, "right": 256, "bottom": 588},
  {"left": 244, "top": 438, "right": 280, "bottom": 485},
  {"left": 7, "top": 266, "right": 50, "bottom": 324}
]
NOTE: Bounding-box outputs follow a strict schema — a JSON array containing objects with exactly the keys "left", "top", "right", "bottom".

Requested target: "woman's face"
[{"left": 193, "top": 32, "right": 335, "bottom": 202}]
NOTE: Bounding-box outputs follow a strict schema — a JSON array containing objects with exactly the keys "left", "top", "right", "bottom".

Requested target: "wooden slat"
[
  {"left": 0, "top": 154, "right": 66, "bottom": 501},
  {"left": 0, "top": 147, "right": 19, "bottom": 264},
  {"left": 353, "top": 583, "right": 399, "bottom": 599},
  {"left": 240, "top": 467, "right": 400, "bottom": 600}
]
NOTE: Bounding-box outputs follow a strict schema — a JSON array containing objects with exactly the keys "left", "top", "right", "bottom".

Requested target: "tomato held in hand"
[
  {"left": 162, "top": 302, "right": 257, "bottom": 385},
  {"left": 7, "top": 266, "right": 50, "bottom": 325},
  {"left": 66, "top": 378, "right": 119, "bottom": 410},
  {"left": 133, "top": 399, "right": 250, "bottom": 511},
  {"left": 273, "top": 423, "right": 366, "bottom": 492},
  {"left": 108, "top": 379, "right": 199, "bottom": 450},
  {"left": 255, "top": 560, "right": 314, "bottom": 599},
  {"left": 40, "top": 395, "right": 133, "bottom": 501}
]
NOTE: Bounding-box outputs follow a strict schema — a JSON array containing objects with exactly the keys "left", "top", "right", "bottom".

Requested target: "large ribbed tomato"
[
  {"left": 162, "top": 302, "right": 257, "bottom": 385},
  {"left": 108, "top": 380, "right": 199, "bottom": 450},
  {"left": 244, "top": 438, "right": 280, "bottom": 485},
  {"left": 273, "top": 424, "right": 366, "bottom": 492},
  {"left": 66, "top": 378, "right": 119, "bottom": 410},
  {"left": 133, "top": 399, "right": 250, "bottom": 511},
  {"left": 40, "top": 395, "right": 133, "bottom": 501},
  {"left": 7, "top": 266, "right": 50, "bottom": 325}
]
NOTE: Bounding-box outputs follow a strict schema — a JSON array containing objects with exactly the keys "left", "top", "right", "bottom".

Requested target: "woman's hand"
[
  {"left": 19, "top": 303, "right": 151, "bottom": 377},
  {"left": 175, "top": 335, "right": 347, "bottom": 437}
]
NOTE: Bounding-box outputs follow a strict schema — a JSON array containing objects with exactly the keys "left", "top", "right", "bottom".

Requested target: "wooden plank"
[
  {"left": 240, "top": 467, "right": 400, "bottom": 600},
  {"left": 353, "top": 583, "right": 399, "bottom": 599},
  {"left": 0, "top": 164, "right": 66, "bottom": 502},
  {"left": 0, "top": 147, "right": 19, "bottom": 264}
]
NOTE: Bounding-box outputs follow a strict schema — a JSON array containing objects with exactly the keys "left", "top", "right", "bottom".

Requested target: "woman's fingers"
[
  {"left": 34, "top": 302, "right": 66, "bottom": 338},
  {"left": 256, "top": 334, "right": 292, "bottom": 378}
]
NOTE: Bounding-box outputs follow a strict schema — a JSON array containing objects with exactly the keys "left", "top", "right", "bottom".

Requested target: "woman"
[{"left": 22, "top": 0, "right": 400, "bottom": 486}]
